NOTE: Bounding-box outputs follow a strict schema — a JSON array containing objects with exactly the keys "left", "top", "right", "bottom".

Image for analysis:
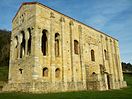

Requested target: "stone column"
[
  {"left": 60, "top": 17, "right": 68, "bottom": 90},
  {"left": 100, "top": 35, "right": 106, "bottom": 90},
  {"left": 114, "top": 41, "right": 123, "bottom": 87},
  {"left": 50, "top": 12, "right": 55, "bottom": 83},
  {"left": 39, "top": 29, "right": 43, "bottom": 56},
  {"left": 100, "top": 35, "right": 105, "bottom": 71},
  {"left": 69, "top": 21, "right": 74, "bottom": 82},
  {"left": 114, "top": 41, "right": 119, "bottom": 82},
  {"left": 110, "top": 39, "right": 116, "bottom": 89},
  {"left": 12, "top": 36, "right": 18, "bottom": 60},
  {"left": 111, "top": 40, "right": 119, "bottom": 88},
  {"left": 8, "top": 35, "right": 15, "bottom": 83},
  {"left": 107, "top": 39, "right": 115, "bottom": 89},
  {"left": 25, "top": 29, "right": 29, "bottom": 56},
  {"left": 117, "top": 49, "right": 124, "bottom": 82},
  {"left": 105, "top": 38, "right": 114, "bottom": 89},
  {"left": 31, "top": 27, "right": 39, "bottom": 80},
  {"left": 106, "top": 38, "right": 111, "bottom": 74},
  {"left": 18, "top": 33, "right": 22, "bottom": 59},
  {"left": 78, "top": 25, "right": 86, "bottom": 88},
  {"left": 78, "top": 25, "right": 83, "bottom": 81}
]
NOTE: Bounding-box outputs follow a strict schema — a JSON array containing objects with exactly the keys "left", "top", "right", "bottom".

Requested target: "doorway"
[{"left": 107, "top": 74, "right": 111, "bottom": 89}]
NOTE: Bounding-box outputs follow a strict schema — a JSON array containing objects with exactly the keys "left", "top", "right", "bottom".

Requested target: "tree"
[
  {"left": 122, "top": 62, "right": 132, "bottom": 72},
  {"left": 0, "top": 29, "right": 11, "bottom": 66}
]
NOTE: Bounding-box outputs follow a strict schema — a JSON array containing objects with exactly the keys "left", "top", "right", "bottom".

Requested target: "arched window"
[
  {"left": 14, "top": 36, "right": 18, "bottom": 59},
  {"left": 74, "top": 40, "right": 79, "bottom": 54},
  {"left": 42, "top": 30, "right": 48, "bottom": 56},
  {"left": 91, "top": 49, "right": 95, "bottom": 61},
  {"left": 19, "top": 68, "right": 23, "bottom": 74},
  {"left": 27, "top": 28, "right": 31, "bottom": 55},
  {"left": 20, "top": 31, "right": 25, "bottom": 58},
  {"left": 92, "top": 72, "right": 97, "bottom": 81},
  {"left": 42, "top": 67, "right": 48, "bottom": 77},
  {"left": 55, "top": 68, "right": 60, "bottom": 78},
  {"left": 104, "top": 49, "right": 108, "bottom": 60},
  {"left": 55, "top": 33, "right": 60, "bottom": 57}
]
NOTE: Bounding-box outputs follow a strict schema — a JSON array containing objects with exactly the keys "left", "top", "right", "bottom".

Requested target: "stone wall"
[{"left": 3, "top": 81, "right": 86, "bottom": 93}]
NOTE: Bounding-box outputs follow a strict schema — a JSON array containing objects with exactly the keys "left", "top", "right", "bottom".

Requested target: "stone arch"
[
  {"left": 42, "top": 29, "right": 48, "bottom": 56},
  {"left": 55, "top": 68, "right": 60, "bottom": 78},
  {"left": 92, "top": 72, "right": 97, "bottom": 81},
  {"left": 91, "top": 49, "right": 95, "bottom": 61},
  {"left": 74, "top": 40, "right": 79, "bottom": 54},
  {"left": 55, "top": 33, "right": 60, "bottom": 57},
  {"left": 42, "top": 67, "right": 48, "bottom": 77}
]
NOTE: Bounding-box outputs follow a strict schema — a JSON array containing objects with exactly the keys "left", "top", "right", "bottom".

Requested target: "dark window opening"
[
  {"left": 20, "top": 31, "right": 25, "bottom": 58},
  {"left": 27, "top": 28, "right": 32, "bottom": 55},
  {"left": 92, "top": 72, "right": 96, "bottom": 75},
  {"left": 55, "top": 68, "right": 60, "bottom": 78},
  {"left": 104, "top": 49, "right": 108, "bottom": 60},
  {"left": 15, "top": 36, "right": 18, "bottom": 59},
  {"left": 107, "top": 75, "right": 111, "bottom": 89},
  {"left": 43, "top": 67, "right": 48, "bottom": 77},
  {"left": 19, "top": 68, "right": 23, "bottom": 74},
  {"left": 55, "top": 33, "right": 60, "bottom": 57},
  {"left": 74, "top": 40, "right": 79, "bottom": 54},
  {"left": 42, "top": 30, "right": 48, "bottom": 56},
  {"left": 91, "top": 49, "right": 95, "bottom": 61}
]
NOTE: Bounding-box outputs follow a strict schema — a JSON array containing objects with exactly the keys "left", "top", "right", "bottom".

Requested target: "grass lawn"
[{"left": 0, "top": 72, "right": 132, "bottom": 99}]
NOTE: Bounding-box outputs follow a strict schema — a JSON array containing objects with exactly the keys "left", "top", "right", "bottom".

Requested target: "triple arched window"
[{"left": 14, "top": 28, "right": 32, "bottom": 60}]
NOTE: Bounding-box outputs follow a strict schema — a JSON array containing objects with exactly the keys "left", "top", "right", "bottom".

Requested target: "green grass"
[{"left": 0, "top": 69, "right": 132, "bottom": 99}]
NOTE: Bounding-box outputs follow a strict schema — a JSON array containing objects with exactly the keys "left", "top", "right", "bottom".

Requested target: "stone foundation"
[
  {"left": 3, "top": 80, "right": 127, "bottom": 93},
  {"left": 3, "top": 81, "right": 86, "bottom": 93}
]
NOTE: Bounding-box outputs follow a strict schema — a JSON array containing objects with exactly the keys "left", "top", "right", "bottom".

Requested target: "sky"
[{"left": 0, "top": 0, "right": 132, "bottom": 63}]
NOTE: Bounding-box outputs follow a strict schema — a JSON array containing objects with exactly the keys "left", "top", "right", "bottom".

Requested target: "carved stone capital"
[
  {"left": 60, "top": 17, "right": 65, "bottom": 22},
  {"left": 69, "top": 20, "right": 74, "bottom": 26},
  {"left": 50, "top": 12, "right": 55, "bottom": 18},
  {"left": 18, "top": 33, "right": 23, "bottom": 44},
  {"left": 100, "top": 35, "right": 103, "bottom": 38},
  {"left": 105, "top": 37, "right": 108, "bottom": 41},
  {"left": 25, "top": 30, "right": 30, "bottom": 40},
  {"left": 78, "top": 25, "right": 82, "bottom": 32},
  {"left": 110, "top": 39, "right": 112, "bottom": 42}
]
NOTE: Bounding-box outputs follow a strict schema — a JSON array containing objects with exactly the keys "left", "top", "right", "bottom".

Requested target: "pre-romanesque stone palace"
[{"left": 3, "top": 2, "right": 127, "bottom": 93}]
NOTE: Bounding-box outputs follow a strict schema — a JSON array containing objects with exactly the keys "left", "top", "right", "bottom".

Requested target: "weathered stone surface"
[{"left": 2, "top": 2, "right": 127, "bottom": 93}]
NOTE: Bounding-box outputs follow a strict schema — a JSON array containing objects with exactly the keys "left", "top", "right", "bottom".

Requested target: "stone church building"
[{"left": 3, "top": 2, "right": 127, "bottom": 92}]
